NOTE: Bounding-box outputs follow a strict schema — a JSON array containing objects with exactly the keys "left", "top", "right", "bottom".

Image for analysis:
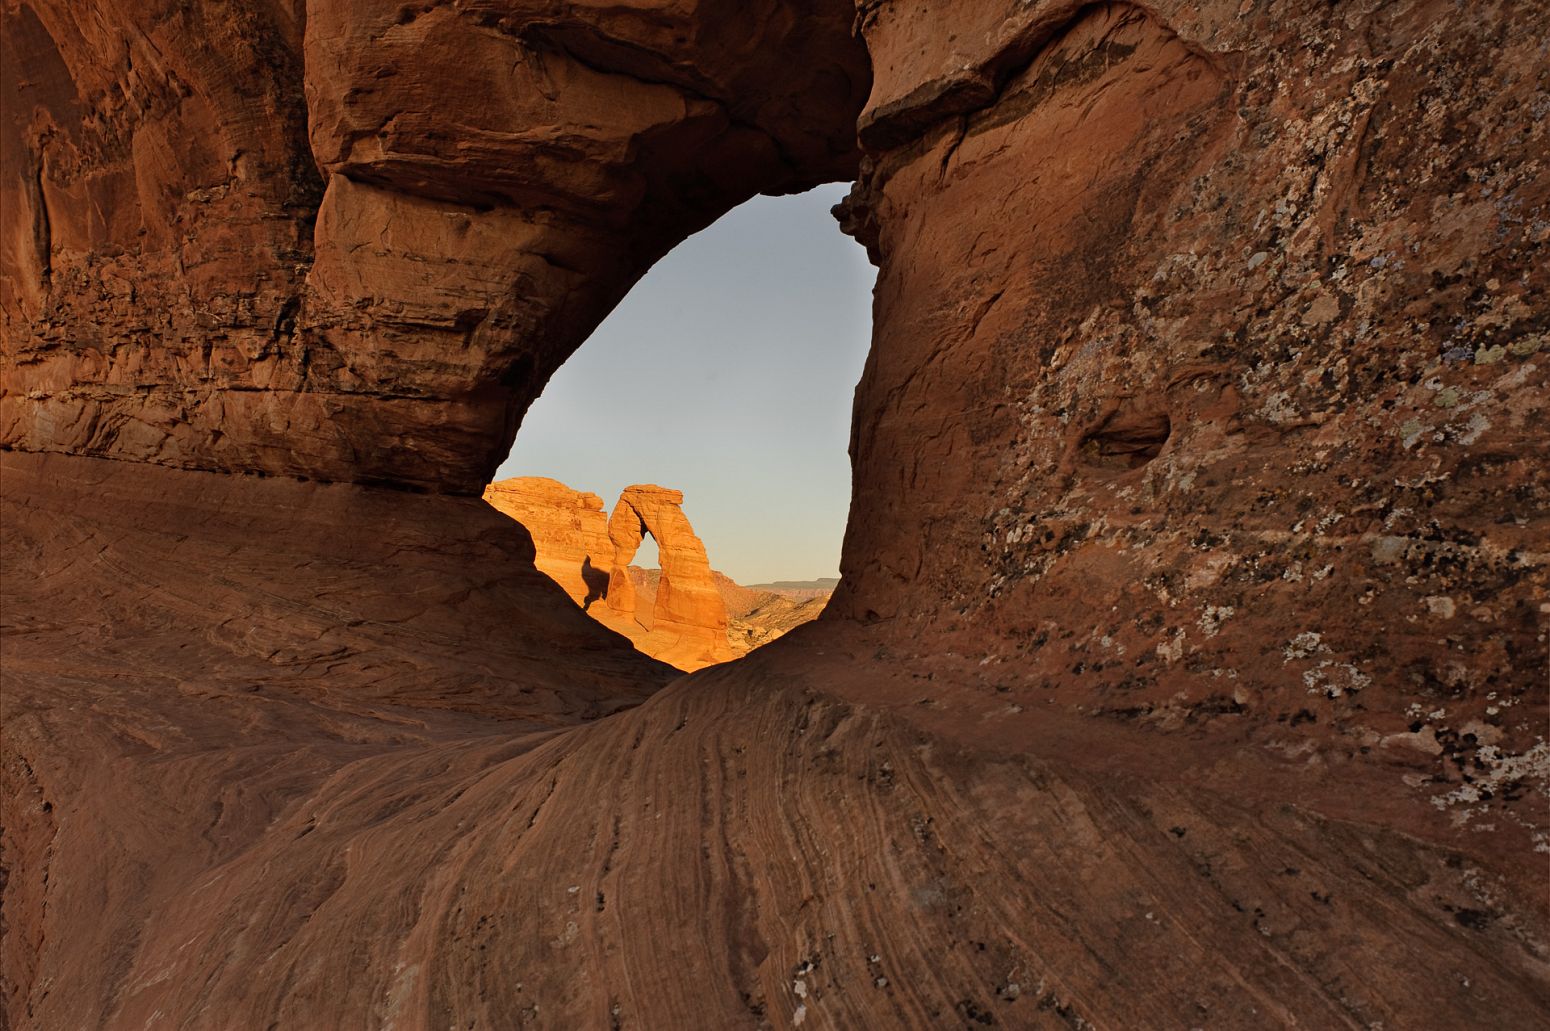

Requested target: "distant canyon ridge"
[{"left": 485, "top": 477, "right": 833, "bottom": 670}]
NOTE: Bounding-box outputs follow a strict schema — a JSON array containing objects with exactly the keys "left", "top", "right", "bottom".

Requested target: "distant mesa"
[
  {"left": 744, "top": 578, "right": 840, "bottom": 597},
  {"left": 484, "top": 477, "right": 830, "bottom": 671}
]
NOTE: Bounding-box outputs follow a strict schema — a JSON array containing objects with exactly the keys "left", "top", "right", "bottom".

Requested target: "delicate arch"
[{"left": 606, "top": 486, "right": 729, "bottom": 660}]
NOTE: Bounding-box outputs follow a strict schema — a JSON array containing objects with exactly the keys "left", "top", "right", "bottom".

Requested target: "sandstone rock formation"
[
  {"left": 0, "top": 0, "right": 868, "bottom": 492},
  {"left": 605, "top": 484, "right": 735, "bottom": 668},
  {"left": 484, "top": 477, "right": 613, "bottom": 608},
  {"left": 4, "top": 0, "right": 1549, "bottom": 1028},
  {"left": 485, "top": 477, "right": 737, "bottom": 670},
  {"left": 834, "top": 0, "right": 1549, "bottom": 782}
]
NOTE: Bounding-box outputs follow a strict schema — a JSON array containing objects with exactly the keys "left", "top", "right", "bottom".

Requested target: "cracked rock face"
[{"left": 3, "top": 0, "right": 1549, "bottom": 1027}]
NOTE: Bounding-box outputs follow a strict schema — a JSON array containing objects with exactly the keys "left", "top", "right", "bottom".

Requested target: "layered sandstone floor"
[
  {"left": 4, "top": 0, "right": 1550, "bottom": 1028},
  {"left": 6, "top": 451, "right": 1548, "bottom": 1027}
]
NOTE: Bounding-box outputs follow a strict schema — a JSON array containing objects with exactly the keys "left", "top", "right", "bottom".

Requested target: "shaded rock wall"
[
  {"left": 1, "top": 0, "right": 319, "bottom": 471},
  {"left": 835, "top": 0, "right": 1549, "bottom": 816},
  {"left": 2, "top": 0, "right": 870, "bottom": 491}
]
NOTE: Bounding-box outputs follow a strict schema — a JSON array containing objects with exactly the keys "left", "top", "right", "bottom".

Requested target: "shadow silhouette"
[{"left": 580, "top": 556, "right": 608, "bottom": 611}]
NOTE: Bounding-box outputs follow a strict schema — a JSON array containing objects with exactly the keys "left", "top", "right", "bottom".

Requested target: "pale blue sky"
[{"left": 496, "top": 184, "right": 875, "bottom": 585}]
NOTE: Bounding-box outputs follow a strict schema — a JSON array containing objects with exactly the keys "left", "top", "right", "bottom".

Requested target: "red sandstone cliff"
[{"left": 3, "top": 1, "right": 1548, "bottom": 1027}]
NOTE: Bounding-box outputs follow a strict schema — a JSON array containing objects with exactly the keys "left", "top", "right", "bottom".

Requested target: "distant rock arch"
[
  {"left": 484, "top": 477, "right": 734, "bottom": 670},
  {"left": 606, "top": 486, "right": 732, "bottom": 667}
]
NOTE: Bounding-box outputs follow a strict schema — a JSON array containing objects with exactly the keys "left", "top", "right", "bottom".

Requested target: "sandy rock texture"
[{"left": 4, "top": 0, "right": 1549, "bottom": 1028}]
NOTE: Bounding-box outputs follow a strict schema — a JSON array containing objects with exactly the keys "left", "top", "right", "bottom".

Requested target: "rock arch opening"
[
  {"left": 486, "top": 186, "right": 874, "bottom": 670},
  {"left": 606, "top": 485, "right": 730, "bottom": 660}
]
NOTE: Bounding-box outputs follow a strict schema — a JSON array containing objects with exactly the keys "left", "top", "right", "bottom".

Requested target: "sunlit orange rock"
[
  {"left": 485, "top": 477, "right": 737, "bottom": 671},
  {"left": 605, "top": 485, "right": 733, "bottom": 666},
  {"left": 484, "top": 477, "right": 613, "bottom": 609}
]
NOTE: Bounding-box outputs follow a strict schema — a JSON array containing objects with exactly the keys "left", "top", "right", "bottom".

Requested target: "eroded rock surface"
[
  {"left": 837, "top": 0, "right": 1549, "bottom": 852},
  {"left": 3, "top": 0, "right": 1548, "bottom": 1028}
]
